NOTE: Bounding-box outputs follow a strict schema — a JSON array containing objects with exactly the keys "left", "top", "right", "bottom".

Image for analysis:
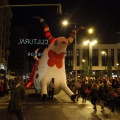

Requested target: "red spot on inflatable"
[
  {"left": 25, "top": 59, "right": 40, "bottom": 89},
  {"left": 62, "top": 41, "right": 67, "bottom": 44},
  {"left": 47, "top": 50, "right": 64, "bottom": 69},
  {"left": 36, "top": 73, "right": 39, "bottom": 79}
]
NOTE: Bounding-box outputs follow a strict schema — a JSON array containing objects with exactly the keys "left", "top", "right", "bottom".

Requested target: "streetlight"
[
  {"left": 62, "top": 20, "right": 77, "bottom": 81},
  {"left": 116, "top": 63, "right": 119, "bottom": 67},
  {"left": 88, "top": 28, "right": 94, "bottom": 34},
  {"left": 82, "top": 59, "right": 85, "bottom": 62},
  {"left": 101, "top": 51, "right": 107, "bottom": 71},
  {"left": 83, "top": 39, "right": 97, "bottom": 77}
]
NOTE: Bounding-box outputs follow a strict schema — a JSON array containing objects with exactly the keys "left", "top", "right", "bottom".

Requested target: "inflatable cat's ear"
[
  {"left": 33, "top": 16, "right": 84, "bottom": 45},
  {"left": 33, "top": 16, "right": 55, "bottom": 44},
  {"left": 67, "top": 26, "right": 85, "bottom": 45}
]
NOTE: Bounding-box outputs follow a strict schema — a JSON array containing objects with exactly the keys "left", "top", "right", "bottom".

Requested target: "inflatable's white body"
[
  {"left": 33, "top": 17, "right": 83, "bottom": 101},
  {"left": 34, "top": 37, "right": 74, "bottom": 97}
]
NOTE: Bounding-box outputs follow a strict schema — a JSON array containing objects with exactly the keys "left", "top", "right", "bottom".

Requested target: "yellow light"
[
  {"left": 83, "top": 40, "right": 90, "bottom": 45},
  {"left": 82, "top": 59, "right": 85, "bottom": 62},
  {"left": 88, "top": 28, "right": 94, "bottom": 34},
  {"left": 101, "top": 51, "right": 107, "bottom": 55},
  {"left": 117, "top": 63, "right": 119, "bottom": 66},
  {"left": 102, "top": 51, "right": 105, "bottom": 54},
  {"left": 91, "top": 40, "right": 97, "bottom": 45},
  {"left": 62, "top": 20, "right": 68, "bottom": 26}
]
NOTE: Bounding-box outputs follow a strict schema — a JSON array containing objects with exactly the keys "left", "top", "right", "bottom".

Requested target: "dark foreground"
[{"left": 0, "top": 89, "right": 120, "bottom": 120}]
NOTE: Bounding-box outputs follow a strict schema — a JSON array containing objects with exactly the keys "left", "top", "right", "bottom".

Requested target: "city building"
[
  {"left": 71, "top": 43, "right": 120, "bottom": 78},
  {"left": 0, "top": 0, "right": 13, "bottom": 77},
  {"left": 8, "top": 27, "right": 29, "bottom": 77},
  {"left": 0, "top": 1, "right": 29, "bottom": 78}
]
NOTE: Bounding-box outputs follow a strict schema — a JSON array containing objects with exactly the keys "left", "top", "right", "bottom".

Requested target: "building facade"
[
  {"left": 66, "top": 43, "right": 120, "bottom": 78},
  {"left": 0, "top": 0, "right": 13, "bottom": 77},
  {"left": 8, "top": 27, "right": 28, "bottom": 77}
]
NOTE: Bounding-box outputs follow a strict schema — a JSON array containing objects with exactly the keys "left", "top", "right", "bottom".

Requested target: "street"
[{"left": 0, "top": 89, "right": 120, "bottom": 120}]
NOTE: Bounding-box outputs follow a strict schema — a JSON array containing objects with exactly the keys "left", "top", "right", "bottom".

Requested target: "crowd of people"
[
  {"left": 0, "top": 77, "right": 120, "bottom": 115},
  {"left": 0, "top": 77, "right": 26, "bottom": 97},
  {"left": 67, "top": 76, "right": 120, "bottom": 113},
  {"left": 0, "top": 76, "right": 26, "bottom": 120},
  {"left": 0, "top": 77, "right": 9, "bottom": 97}
]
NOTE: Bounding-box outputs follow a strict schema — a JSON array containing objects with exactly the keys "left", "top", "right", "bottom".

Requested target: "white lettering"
[
  {"left": 29, "top": 39, "right": 33, "bottom": 44},
  {"left": 37, "top": 52, "right": 42, "bottom": 56},
  {"left": 25, "top": 39, "right": 30, "bottom": 44},
  {"left": 27, "top": 52, "right": 42, "bottom": 57},
  {"left": 34, "top": 39, "right": 37, "bottom": 44},
  {"left": 27, "top": 52, "right": 31, "bottom": 56},
  {"left": 18, "top": 39, "right": 25, "bottom": 44},
  {"left": 44, "top": 39, "right": 49, "bottom": 44},
  {"left": 31, "top": 53, "right": 34, "bottom": 56},
  {"left": 18, "top": 39, "right": 48, "bottom": 45}
]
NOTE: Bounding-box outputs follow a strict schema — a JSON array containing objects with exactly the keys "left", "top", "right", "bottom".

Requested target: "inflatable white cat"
[{"left": 33, "top": 16, "right": 84, "bottom": 102}]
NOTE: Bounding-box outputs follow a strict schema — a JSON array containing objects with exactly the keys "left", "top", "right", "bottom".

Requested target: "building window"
[
  {"left": 102, "top": 49, "right": 108, "bottom": 66},
  {"left": 83, "top": 49, "right": 89, "bottom": 59},
  {"left": 111, "top": 49, "right": 114, "bottom": 66},
  {"left": 67, "top": 50, "right": 73, "bottom": 56},
  {"left": 118, "top": 49, "right": 120, "bottom": 63},
  {"left": 67, "top": 50, "right": 70, "bottom": 56},
  {"left": 92, "top": 49, "right": 98, "bottom": 66},
  {"left": 65, "top": 59, "right": 73, "bottom": 67}
]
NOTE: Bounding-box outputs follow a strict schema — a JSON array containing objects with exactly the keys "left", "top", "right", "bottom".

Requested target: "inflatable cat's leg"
[
  {"left": 60, "top": 82, "right": 76, "bottom": 102},
  {"left": 40, "top": 79, "right": 48, "bottom": 102}
]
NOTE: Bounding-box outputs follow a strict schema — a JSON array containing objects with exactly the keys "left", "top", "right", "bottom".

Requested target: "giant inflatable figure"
[{"left": 33, "top": 16, "right": 84, "bottom": 102}]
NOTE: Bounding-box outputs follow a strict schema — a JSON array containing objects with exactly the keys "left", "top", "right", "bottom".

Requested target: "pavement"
[
  {"left": 54, "top": 89, "right": 120, "bottom": 120},
  {"left": 0, "top": 88, "right": 120, "bottom": 120}
]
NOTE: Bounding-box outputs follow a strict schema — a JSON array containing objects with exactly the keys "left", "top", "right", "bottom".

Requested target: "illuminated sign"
[
  {"left": 17, "top": 38, "right": 49, "bottom": 57},
  {"left": 27, "top": 52, "right": 42, "bottom": 57},
  {"left": 18, "top": 39, "right": 48, "bottom": 45}
]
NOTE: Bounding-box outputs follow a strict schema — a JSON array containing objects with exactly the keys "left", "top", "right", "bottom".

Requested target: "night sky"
[
  {"left": 7, "top": 0, "right": 120, "bottom": 70},
  {"left": 8, "top": 0, "right": 120, "bottom": 41}
]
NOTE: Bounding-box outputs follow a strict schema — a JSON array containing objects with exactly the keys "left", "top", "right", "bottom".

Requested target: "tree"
[
  {"left": 107, "top": 55, "right": 112, "bottom": 78},
  {"left": 82, "top": 48, "right": 89, "bottom": 78}
]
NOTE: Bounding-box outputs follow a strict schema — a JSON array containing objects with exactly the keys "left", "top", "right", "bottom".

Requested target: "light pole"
[
  {"left": 0, "top": 4, "right": 62, "bottom": 14},
  {"left": 88, "top": 28, "right": 94, "bottom": 77},
  {"left": 83, "top": 28, "right": 96, "bottom": 77},
  {"left": 89, "top": 42, "right": 92, "bottom": 77},
  {"left": 62, "top": 20, "right": 77, "bottom": 81},
  {"left": 83, "top": 39, "right": 97, "bottom": 77},
  {"left": 116, "top": 63, "right": 119, "bottom": 77},
  {"left": 82, "top": 59, "right": 85, "bottom": 78},
  {"left": 101, "top": 51, "right": 107, "bottom": 71}
]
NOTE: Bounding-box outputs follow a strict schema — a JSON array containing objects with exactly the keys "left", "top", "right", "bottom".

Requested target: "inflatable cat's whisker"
[{"left": 33, "top": 16, "right": 84, "bottom": 102}]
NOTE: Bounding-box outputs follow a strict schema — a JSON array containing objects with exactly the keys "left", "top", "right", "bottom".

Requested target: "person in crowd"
[
  {"left": 0, "top": 78, "right": 4, "bottom": 97},
  {"left": 7, "top": 76, "right": 26, "bottom": 120},
  {"left": 48, "top": 78, "right": 55, "bottom": 100},
  {"left": 106, "top": 86, "right": 117, "bottom": 113},
  {"left": 74, "top": 80, "right": 81, "bottom": 101},
  {"left": 3, "top": 78, "right": 9, "bottom": 95},
  {"left": 98, "top": 82, "right": 107, "bottom": 110},
  {"left": 116, "top": 87, "right": 120, "bottom": 105},
  {"left": 90, "top": 82, "right": 99, "bottom": 111},
  {"left": 67, "top": 79, "right": 75, "bottom": 92},
  {"left": 80, "top": 82, "right": 87, "bottom": 103}
]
